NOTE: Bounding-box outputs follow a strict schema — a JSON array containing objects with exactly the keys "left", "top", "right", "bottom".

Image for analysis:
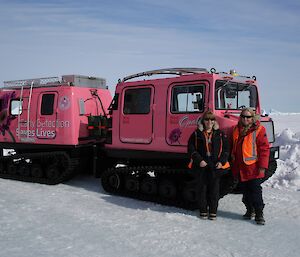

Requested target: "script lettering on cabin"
[{"left": 179, "top": 115, "right": 201, "bottom": 128}]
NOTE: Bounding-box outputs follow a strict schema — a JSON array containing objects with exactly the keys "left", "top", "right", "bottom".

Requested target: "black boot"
[
  {"left": 199, "top": 212, "right": 208, "bottom": 219},
  {"left": 243, "top": 205, "right": 255, "bottom": 220},
  {"left": 255, "top": 208, "right": 265, "bottom": 225},
  {"left": 208, "top": 213, "right": 217, "bottom": 220},
  {"left": 199, "top": 208, "right": 208, "bottom": 219}
]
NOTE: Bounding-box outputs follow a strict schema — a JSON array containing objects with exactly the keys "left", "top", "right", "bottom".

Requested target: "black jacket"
[{"left": 188, "top": 128, "right": 229, "bottom": 170}]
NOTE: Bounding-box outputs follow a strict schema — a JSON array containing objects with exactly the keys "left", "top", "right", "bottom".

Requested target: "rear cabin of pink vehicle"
[
  {"left": 0, "top": 68, "right": 279, "bottom": 209},
  {"left": 0, "top": 75, "right": 111, "bottom": 184}
]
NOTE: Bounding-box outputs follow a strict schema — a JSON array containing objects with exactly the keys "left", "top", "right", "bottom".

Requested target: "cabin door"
[{"left": 119, "top": 86, "right": 154, "bottom": 144}]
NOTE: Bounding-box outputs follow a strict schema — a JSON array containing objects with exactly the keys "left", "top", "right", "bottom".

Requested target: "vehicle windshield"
[{"left": 215, "top": 80, "right": 257, "bottom": 110}]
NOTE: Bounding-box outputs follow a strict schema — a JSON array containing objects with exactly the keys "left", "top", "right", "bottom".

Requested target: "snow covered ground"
[
  {"left": 265, "top": 113, "right": 300, "bottom": 191},
  {"left": 0, "top": 113, "right": 300, "bottom": 257}
]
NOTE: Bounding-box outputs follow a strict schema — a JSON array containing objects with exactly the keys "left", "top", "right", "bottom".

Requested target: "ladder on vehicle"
[{"left": 17, "top": 81, "right": 34, "bottom": 140}]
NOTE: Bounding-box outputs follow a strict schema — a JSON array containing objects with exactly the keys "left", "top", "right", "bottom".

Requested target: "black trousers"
[
  {"left": 198, "top": 167, "right": 220, "bottom": 214},
  {"left": 241, "top": 178, "right": 264, "bottom": 210}
]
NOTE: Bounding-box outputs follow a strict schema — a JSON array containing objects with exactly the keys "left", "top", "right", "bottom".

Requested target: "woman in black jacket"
[{"left": 188, "top": 110, "right": 229, "bottom": 220}]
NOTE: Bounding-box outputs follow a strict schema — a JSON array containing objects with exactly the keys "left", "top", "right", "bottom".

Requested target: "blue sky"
[{"left": 0, "top": 0, "right": 299, "bottom": 112}]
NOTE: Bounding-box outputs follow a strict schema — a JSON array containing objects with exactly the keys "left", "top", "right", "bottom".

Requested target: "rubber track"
[
  {"left": 262, "top": 160, "right": 277, "bottom": 183},
  {"left": 102, "top": 166, "right": 205, "bottom": 210},
  {"left": 0, "top": 151, "right": 79, "bottom": 185}
]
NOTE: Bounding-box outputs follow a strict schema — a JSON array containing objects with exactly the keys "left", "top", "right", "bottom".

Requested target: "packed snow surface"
[
  {"left": 0, "top": 112, "right": 300, "bottom": 257},
  {"left": 1, "top": 177, "right": 299, "bottom": 257}
]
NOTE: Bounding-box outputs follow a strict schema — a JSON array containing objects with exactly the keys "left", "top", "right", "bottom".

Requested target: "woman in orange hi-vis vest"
[
  {"left": 231, "top": 108, "right": 270, "bottom": 225},
  {"left": 188, "top": 111, "right": 229, "bottom": 220}
]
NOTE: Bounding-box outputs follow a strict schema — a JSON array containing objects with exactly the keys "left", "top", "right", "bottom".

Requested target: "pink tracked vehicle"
[
  {"left": 0, "top": 68, "right": 279, "bottom": 209},
  {"left": 101, "top": 68, "right": 279, "bottom": 209},
  {"left": 0, "top": 75, "right": 111, "bottom": 184}
]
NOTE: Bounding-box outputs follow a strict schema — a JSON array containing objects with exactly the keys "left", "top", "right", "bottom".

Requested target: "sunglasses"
[
  {"left": 204, "top": 118, "right": 215, "bottom": 121},
  {"left": 241, "top": 115, "right": 253, "bottom": 119}
]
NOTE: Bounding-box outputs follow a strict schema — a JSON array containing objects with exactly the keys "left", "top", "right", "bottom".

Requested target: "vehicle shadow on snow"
[
  {"left": 102, "top": 194, "right": 245, "bottom": 220},
  {"left": 216, "top": 209, "right": 244, "bottom": 221},
  {"left": 101, "top": 194, "right": 196, "bottom": 216},
  {"left": 66, "top": 175, "right": 195, "bottom": 215},
  {"left": 64, "top": 174, "right": 106, "bottom": 194},
  {"left": 66, "top": 174, "right": 244, "bottom": 220}
]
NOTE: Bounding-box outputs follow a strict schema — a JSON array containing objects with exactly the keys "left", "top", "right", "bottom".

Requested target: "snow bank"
[
  {"left": 267, "top": 109, "right": 300, "bottom": 115},
  {"left": 264, "top": 116, "right": 300, "bottom": 191}
]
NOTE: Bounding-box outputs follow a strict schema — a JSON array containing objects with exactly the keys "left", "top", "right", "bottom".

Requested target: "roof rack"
[
  {"left": 121, "top": 67, "right": 209, "bottom": 82},
  {"left": 4, "top": 77, "right": 61, "bottom": 88},
  {"left": 3, "top": 75, "right": 107, "bottom": 89}
]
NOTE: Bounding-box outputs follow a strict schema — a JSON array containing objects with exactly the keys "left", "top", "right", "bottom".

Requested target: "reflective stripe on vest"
[
  {"left": 232, "top": 125, "right": 263, "bottom": 165},
  {"left": 218, "top": 134, "right": 230, "bottom": 169}
]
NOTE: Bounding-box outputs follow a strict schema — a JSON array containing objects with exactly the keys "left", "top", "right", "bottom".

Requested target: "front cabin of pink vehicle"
[
  {"left": 101, "top": 68, "right": 278, "bottom": 207},
  {"left": 105, "top": 68, "right": 278, "bottom": 169}
]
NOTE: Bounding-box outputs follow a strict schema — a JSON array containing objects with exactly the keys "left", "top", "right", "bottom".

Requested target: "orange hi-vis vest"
[{"left": 232, "top": 125, "right": 263, "bottom": 165}]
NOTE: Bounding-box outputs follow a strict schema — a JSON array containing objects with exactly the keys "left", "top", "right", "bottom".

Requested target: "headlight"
[
  {"left": 274, "top": 148, "right": 279, "bottom": 159},
  {"left": 270, "top": 146, "right": 280, "bottom": 159}
]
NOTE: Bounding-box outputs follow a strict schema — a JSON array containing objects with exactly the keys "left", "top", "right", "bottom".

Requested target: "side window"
[
  {"left": 171, "top": 84, "right": 205, "bottom": 113},
  {"left": 10, "top": 99, "right": 23, "bottom": 115},
  {"left": 79, "top": 98, "right": 85, "bottom": 115},
  {"left": 41, "top": 94, "right": 55, "bottom": 115},
  {"left": 123, "top": 88, "right": 151, "bottom": 114}
]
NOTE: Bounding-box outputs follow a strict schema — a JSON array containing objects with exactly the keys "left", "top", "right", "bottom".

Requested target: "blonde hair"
[
  {"left": 239, "top": 107, "right": 260, "bottom": 134},
  {"left": 240, "top": 107, "right": 260, "bottom": 123},
  {"left": 241, "top": 107, "right": 255, "bottom": 115}
]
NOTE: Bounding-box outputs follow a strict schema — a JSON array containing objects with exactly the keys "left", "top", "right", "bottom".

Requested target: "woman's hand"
[
  {"left": 200, "top": 160, "right": 208, "bottom": 168},
  {"left": 215, "top": 162, "right": 222, "bottom": 169}
]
